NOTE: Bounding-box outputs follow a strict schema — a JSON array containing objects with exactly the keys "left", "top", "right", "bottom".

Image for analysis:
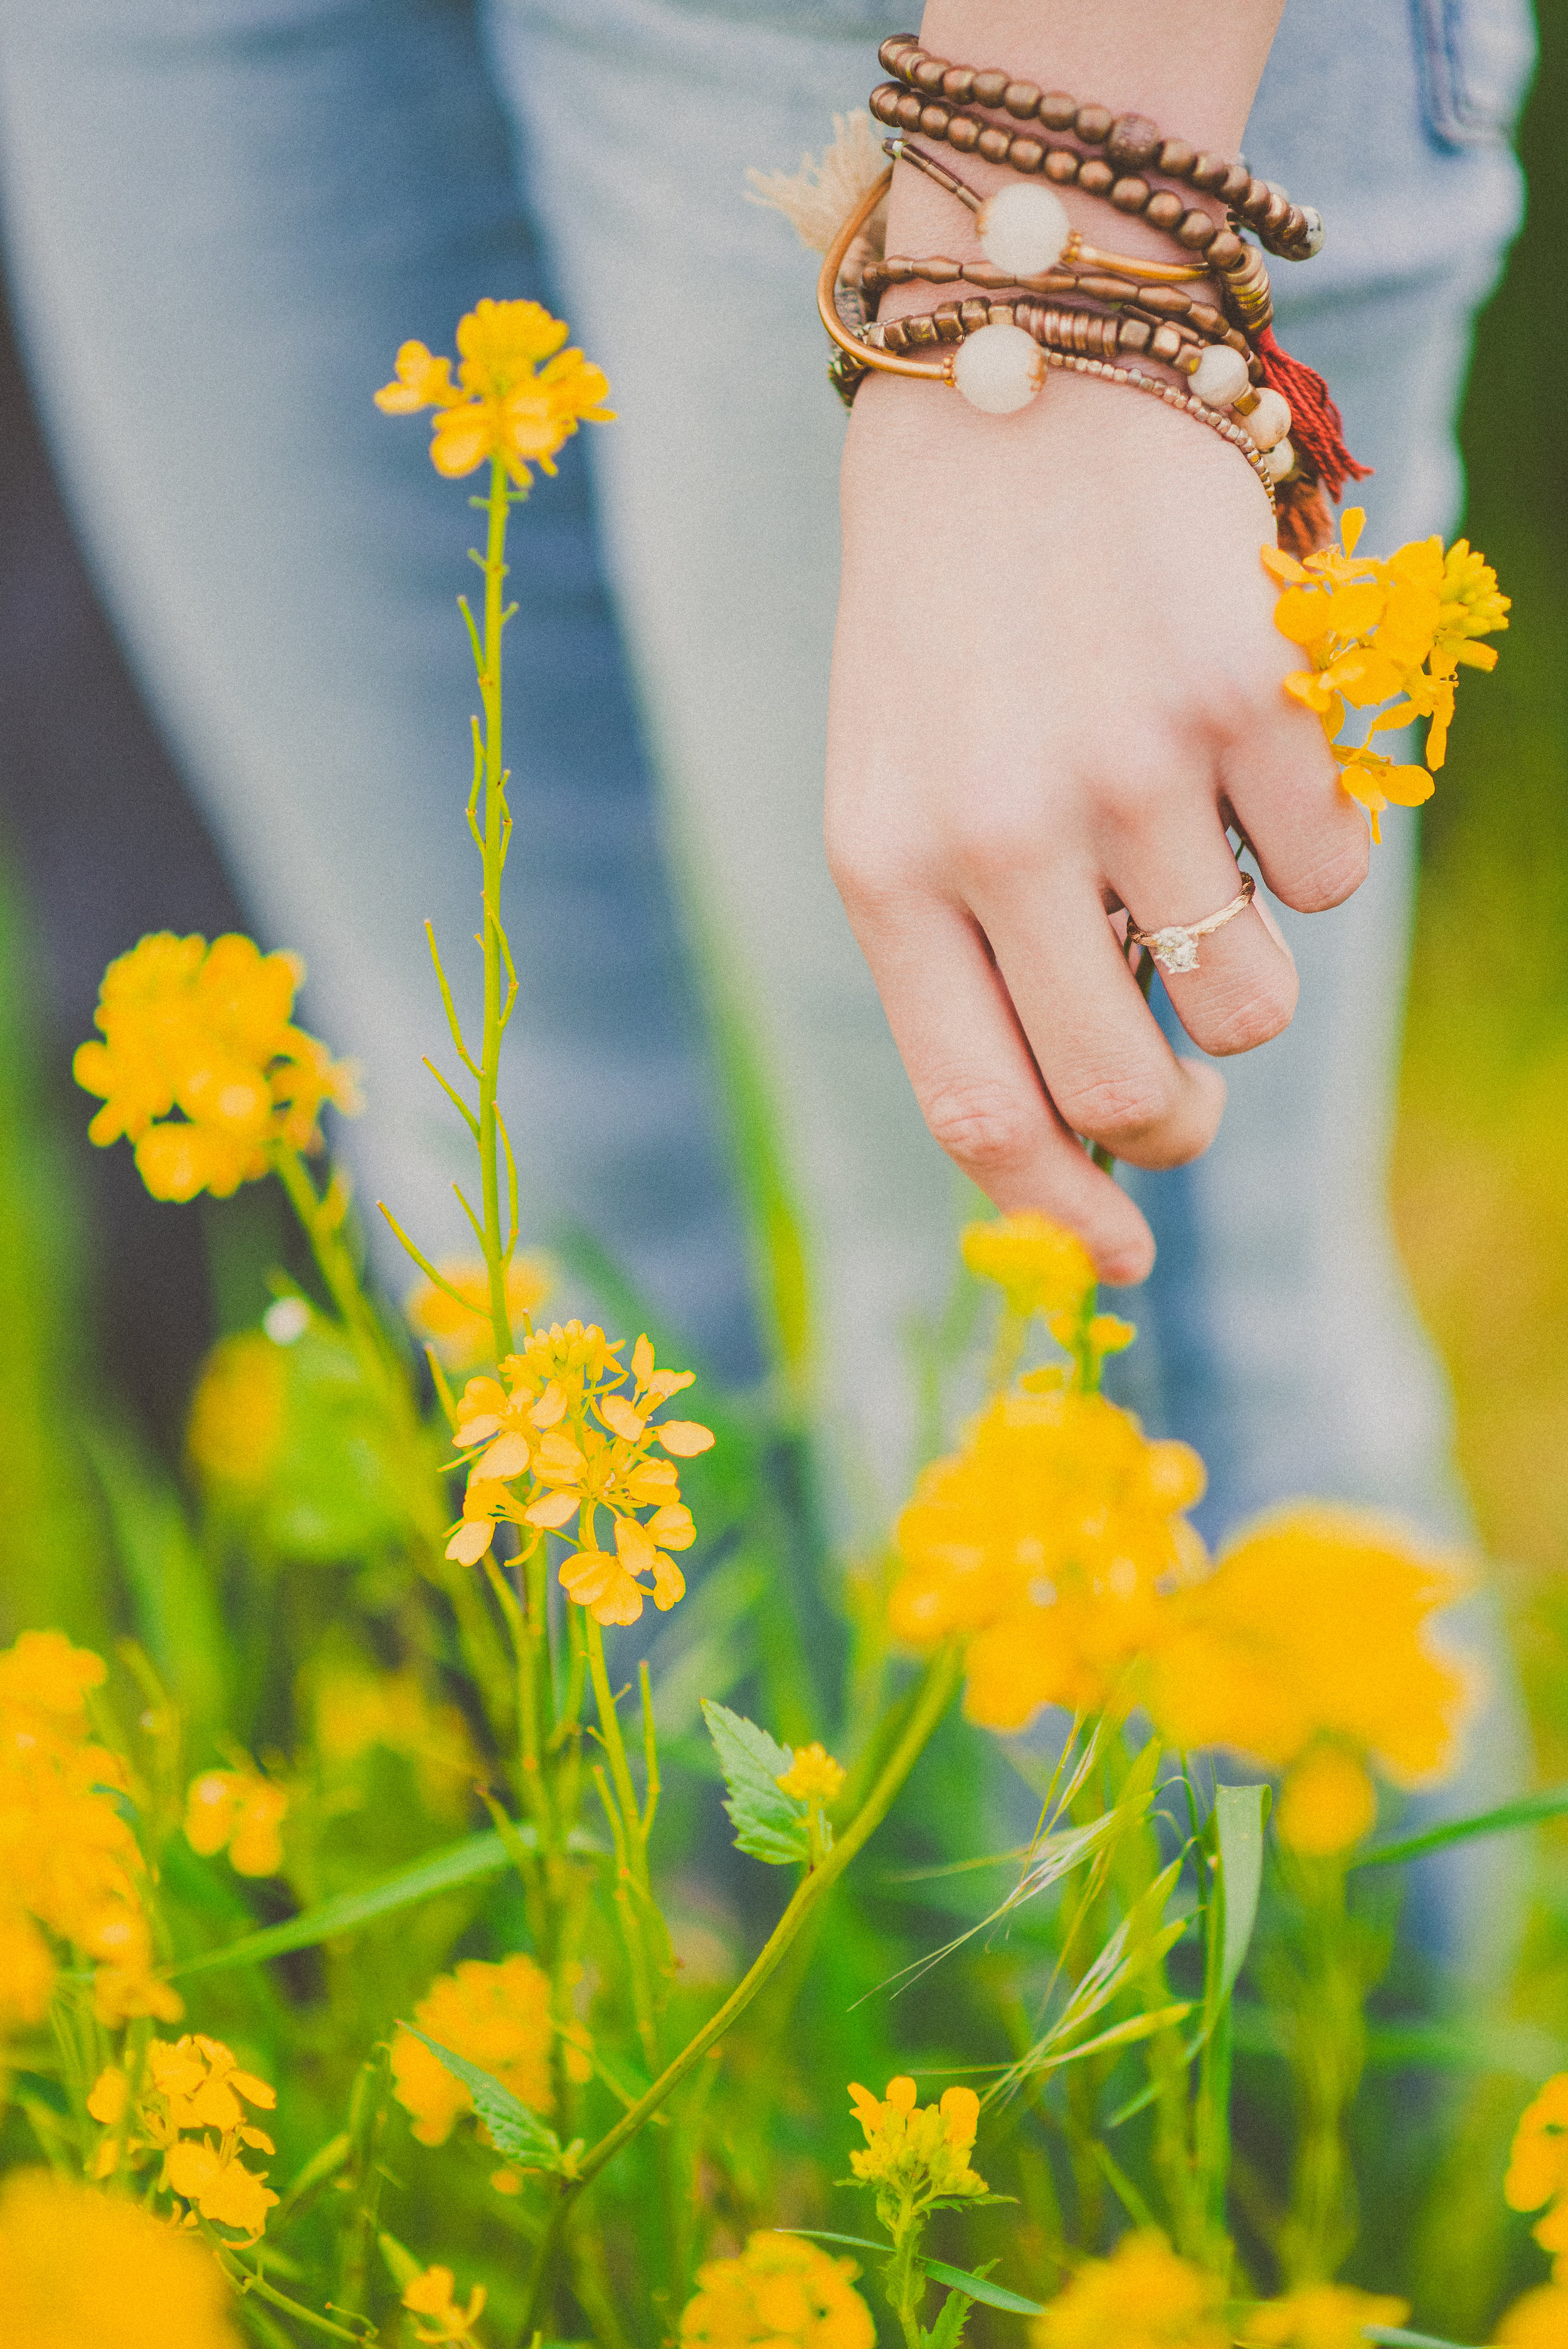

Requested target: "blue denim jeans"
[{"left": 0, "top": 0, "right": 1537, "bottom": 1968}]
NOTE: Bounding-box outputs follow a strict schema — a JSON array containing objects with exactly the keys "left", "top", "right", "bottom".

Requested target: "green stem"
[{"left": 476, "top": 453, "right": 515, "bottom": 1363}]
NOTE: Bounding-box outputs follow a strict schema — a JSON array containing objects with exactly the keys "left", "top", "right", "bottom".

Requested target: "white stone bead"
[
  {"left": 951, "top": 323, "right": 1046, "bottom": 415},
  {"left": 1297, "top": 204, "right": 1325, "bottom": 258},
  {"left": 1263, "top": 437, "right": 1296, "bottom": 482},
  {"left": 1189, "top": 343, "right": 1250, "bottom": 406},
  {"left": 1245, "top": 386, "right": 1293, "bottom": 450},
  {"left": 976, "top": 183, "right": 1071, "bottom": 278}
]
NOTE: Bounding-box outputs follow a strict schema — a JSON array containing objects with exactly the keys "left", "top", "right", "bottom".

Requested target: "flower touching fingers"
[{"left": 376, "top": 299, "right": 614, "bottom": 487}]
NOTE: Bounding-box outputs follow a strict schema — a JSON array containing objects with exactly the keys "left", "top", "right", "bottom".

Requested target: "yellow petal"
[{"left": 657, "top": 1419, "right": 715, "bottom": 1458}]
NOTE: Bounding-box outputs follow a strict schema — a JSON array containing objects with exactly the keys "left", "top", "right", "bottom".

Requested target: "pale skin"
[{"left": 827, "top": 0, "right": 1370, "bottom": 1283}]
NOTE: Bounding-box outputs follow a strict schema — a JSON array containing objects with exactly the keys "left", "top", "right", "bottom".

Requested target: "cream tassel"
[{"left": 745, "top": 111, "right": 887, "bottom": 255}]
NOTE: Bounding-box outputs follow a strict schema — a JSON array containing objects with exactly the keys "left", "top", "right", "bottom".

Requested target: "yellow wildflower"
[
  {"left": 310, "top": 1660, "right": 479, "bottom": 1820},
  {"left": 184, "top": 1764, "right": 289, "bottom": 1877},
  {"left": 1143, "top": 1506, "right": 1474, "bottom": 1855},
  {"left": 90, "top": 2035, "right": 278, "bottom": 2244},
  {"left": 961, "top": 1212, "right": 1096, "bottom": 1321},
  {"left": 403, "top": 2264, "right": 489, "bottom": 2346},
  {"left": 776, "top": 1744, "right": 847, "bottom": 1805},
  {"left": 376, "top": 297, "right": 613, "bottom": 487},
  {"left": 1496, "top": 2283, "right": 1568, "bottom": 2344},
  {"left": 1237, "top": 2283, "right": 1411, "bottom": 2348},
  {"left": 1264, "top": 509, "right": 1507, "bottom": 841},
  {"left": 391, "top": 1954, "right": 554, "bottom": 2147},
  {"left": 187, "top": 1333, "right": 289, "bottom": 1488},
  {"left": 445, "top": 1324, "right": 712, "bottom": 1625},
  {"left": 1272, "top": 1745, "right": 1378, "bottom": 1859},
  {"left": 0, "top": 1630, "right": 181, "bottom": 2028},
  {"left": 891, "top": 1386, "right": 1205, "bottom": 1732},
  {"left": 679, "top": 2231, "right": 876, "bottom": 2349},
  {"left": 1507, "top": 2074, "right": 1568, "bottom": 2272},
  {"left": 847, "top": 2076, "right": 987, "bottom": 2225},
  {"left": 1031, "top": 2232, "right": 1228, "bottom": 2349},
  {"left": 73, "top": 933, "right": 358, "bottom": 1202},
  {"left": 405, "top": 1253, "right": 553, "bottom": 1372},
  {"left": 0, "top": 2169, "right": 242, "bottom": 2349}
]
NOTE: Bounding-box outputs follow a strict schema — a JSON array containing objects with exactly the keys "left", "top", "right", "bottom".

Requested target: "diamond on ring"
[{"left": 1127, "top": 873, "right": 1256, "bottom": 976}]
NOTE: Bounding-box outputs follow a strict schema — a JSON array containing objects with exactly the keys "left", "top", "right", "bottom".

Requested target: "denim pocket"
[{"left": 1414, "top": 0, "right": 1537, "bottom": 147}]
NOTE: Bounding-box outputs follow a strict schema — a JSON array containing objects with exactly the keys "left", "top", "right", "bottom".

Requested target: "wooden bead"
[
  {"left": 947, "top": 115, "right": 982, "bottom": 152},
  {"left": 1261, "top": 189, "right": 1291, "bottom": 235},
  {"left": 1158, "top": 137, "right": 1197, "bottom": 179},
  {"left": 1239, "top": 178, "right": 1274, "bottom": 221},
  {"left": 1190, "top": 152, "right": 1230, "bottom": 191},
  {"left": 1074, "top": 103, "right": 1113, "bottom": 143},
  {"left": 1110, "top": 175, "right": 1151, "bottom": 213},
  {"left": 1010, "top": 136, "right": 1046, "bottom": 173},
  {"left": 1003, "top": 79, "right": 1042, "bottom": 117},
  {"left": 977, "top": 126, "right": 1012, "bottom": 162},
  {"left": 913, "top": 56, "right": 948, "bottom": 90},
  {"left": 1145, "top": 190, "right": 1185, "bottom": 231},
  {"left": 1177, "top": 209, "right": 1219, "bottom": 250},
  {"left": 973, "top": 68, "right": 1010, "bottom": 106},
  {"left": 1039, "top": 90, "right": 1078, "bottom": 130},
  {"left": 1221, "top": 164, "right": 1253, "bottom": 204},
  {"left": 895, "top": 90, "right": 924, "bottom": 129},
  {"left": 1106, "top": 112, "right": 1161, "bottom": 169},
  {"left": 869, "top": 84, "right": 902, "bottom": 125},
  {"left": 1207, "top": 228, "right": 1245, "bottom": 268},
  {"left": 941, "top": 66, "right": 977, "bottom": 102},
  {"left": 1279, "top": 204, "right": 1308, "bottom": 247},
  {"left": 1043, "top": 148, "right": 1080, "bottom": 183},
  {"left": 1078, "top": 158, "right": 1115, "bottom": 194},
  {"left": 879, "top": 35, "right": 919, "bottom": 71},
  {"left": 919, "top": 102, "right": 952, "bottom": 135}
]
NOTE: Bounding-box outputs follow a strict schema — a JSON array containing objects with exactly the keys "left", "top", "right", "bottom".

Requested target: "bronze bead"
[
  {"left": 1190, "top": 152, "right": 1231, "bottom": 192},
  {"left": 1158, "top": 137, "right": 1197, "bottom": 178},
  {"left": 1078, "top": 157, "right": 1115, "bottom": 194},
  {"left": 906, "top": 315, "right": 938, "bottom": 347},
  {"left": 1074, "top": 102, "right": 1113, "bottom": 143},
  {"left": 1120, "top": 318, "right": 1153, "bottom": 353},
  {"left": 960, "top": 298, "right": 991, "bottom": 331},
  {"left": 878, "top": 34, "right": 918, "bottom": 71},
  {"left": 972, "top": 68, "right": 1010, "bottom": 106},
  {"left": 941, "top": 66, "right": 977, "bottom": 102},
  {"left": 1039, "top": 90, "right": 1078, "bottom": 130},
  {"left": 1106, "top": 112, "right": 1161, "bottom": 169},
  {"left": 1078, "top": 273, "right": 1141, "bottom": 301},
  {"left": 1151, "top": 324, "right": 1184, "bottom": 362},
  {"left": 1110, "top": 174, "right": 1151, "bottom": 213},
  {"left": 1137, "top": 285, "right": 1191, "bottom": 314},
  {"left": 1043, "top": 148, "right": 1080, "bottom": 183},
  {"left": 895, "top": 90, "right": 923, "bottom": 129},
  {"left": 1010, "top": 136, "right": 1046, "bottom": 173},
  {"left": 882, "top": 317, "right": 910, "bottom": 351},
  {"left": 869, "top": 84, "right": 902, "bottom": 125},
  {"left": 977, "top": 126, "right": 1012, "bottom": 162},
  {"left": 923, "top": 258, "right": 960, "bottom": 283},
  {"left": 1187, "top": 302, "right": 1224, "bottom": 332},
  {"left": 1145, "top": 190, "right": 1185, "bottom": 231},
  {"left": 1261, "top": 189, "right": 1291, "bottom": 234},
  {"left": 1177, "top": 209, "right": 1219, "bottom": 250},
  {"left": 933, "top": 305, "right": 965, "bottom": 341},
  {"left": 1003, "top": 79, "right": 1042, "bottom": 117},
  {"left": 947, "top": 115, "right": 982, "bottom": 152},
  {"left": 987, "top": 303, "right": 1013, "bottom": 327},
  {"left": 1279, "top": 204, "right": 1308, "bottom": 248},
  {"left": 1221, "top": 164, "right": 1253, "bottom": 205},
  {"left": 1207, "top": 228, "right": 1245, "bottom": 268},
  {"left": 1239, "top": 178, "right": 1274, "bottom": 221},
  {"left": 913, "top": 56, "right": 948, "bottom": 90},
  {"left": 919, "top": 101, "right": 951, "bottom": 135}
]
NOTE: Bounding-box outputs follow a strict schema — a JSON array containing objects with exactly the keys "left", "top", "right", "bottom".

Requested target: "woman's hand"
[{"left": 827, "top": 365, "right": 1367, "bottom": 1285}]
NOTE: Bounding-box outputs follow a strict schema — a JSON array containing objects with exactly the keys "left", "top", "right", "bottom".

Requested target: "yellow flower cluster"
[
  {"left": 1144, "top": 1505, "right": 1473, "bottom": 1857},
  {"left": 1506, "top": 2074, "right": 1568, "bottom": 2272},
  {"left": 847, "top": 2076, "right": 987, "bottom": 2222},
  {"left": 1266, "top": 509, "right": 1508, "bottom": 840},
  {"left": 1496, "top": 2284, "right": 1568, "bottom": 2345},
  {"left": 405, "top": 1253, "right": 553, "bottom": 1372},
  {"left": 403, "top": 2264, "right": 489, "bottom": 2346},
  {"left": 446, "top": 1323, "right": 714, "bottom": 1626},
  {"left": 0, "top": 1631, "right": 179, "bottom": 2031},
  {"left": 891, "top": 1384, "right": 1206, "bottom": 1731},
  {"left": 73, "top": 933, "right": 359, "bottom": 1202},
  {"left": 187, "top": 1333, "right": 289, "bottom": 1488},
  {"left": 961, "top": 1213, "right": 1096, "bottom": 1321},
  {"left": 1032, "top": 2233, "right": 1227, "bottom": 2349},
  {"left": 776, "top": 1744, "right": 847, "bottom": 1805},
  {"left": 376, "top": 298, "right": 613, "bottom": 487},
  {"left": 89, "top": 2033, "right": 278, "bottom": 2244},
  {"left": 391, "top": 1954, "right": 556, "bottom": 2148},
  {"left": 0, "top": 2169, "right": 241, "bottom": 2349},
  {"left": 679, "top": 2232, "right": 876, "bottom": 2349},
  {"left": 184, "top": 1763, "right": 289, "bottom": 1877},
  {"left": 1237, "top": 2283, "right": 1411, "bottom": 2347}
]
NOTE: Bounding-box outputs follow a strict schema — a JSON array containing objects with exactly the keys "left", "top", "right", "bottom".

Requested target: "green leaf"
[
  {"left": 1364, "top": 2330, "right": 1483, "bottom": 2348},
  {"left": 1207, "top": 1784, "right": 1269, "bottom": 2020},
  {"left": 775, "top": 2230, "right": 887, "bottom": 2257},
  {"left": 401, "top": 2029, "right": 563, "bottom": 2170},
  {"left": 1350, "top": 1783, "right": 1568, "bottom": 1870},
  {"left": 701, "top": 1700, "right": 810, "bottom": 1864},
  {"left": 923, "top": 2287, "right": 975, "bottom": 2349},
  {"left": 170, "top": 1825, "right": 603, "bottom": 1978},
  {"left": 919, "top": 2260, "right": 1044, "bottom": 2318}
]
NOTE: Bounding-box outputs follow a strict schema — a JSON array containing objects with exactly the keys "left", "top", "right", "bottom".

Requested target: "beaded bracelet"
[
  {"left": 874, "top": 33, "right": 1323, "bottom": 263},
  {"left": 863, "top": 255, "right": 1261, "bottom": 378}
]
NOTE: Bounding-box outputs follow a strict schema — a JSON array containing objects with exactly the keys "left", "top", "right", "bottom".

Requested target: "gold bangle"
[{"left": 818, "top": 168, "right": 948, "bottom": 382}]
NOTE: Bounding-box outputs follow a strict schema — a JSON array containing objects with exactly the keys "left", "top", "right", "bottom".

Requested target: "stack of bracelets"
[{"left": 818, "top": 34, "right": 1369, "bottom": 553}]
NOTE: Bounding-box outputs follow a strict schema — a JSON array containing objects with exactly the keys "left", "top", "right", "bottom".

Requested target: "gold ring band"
[{"left": 1127, "top": 873, "right": 1257, "bottom": 975}]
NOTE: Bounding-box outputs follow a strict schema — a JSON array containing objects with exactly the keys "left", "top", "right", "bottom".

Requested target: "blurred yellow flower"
[
  {"left": 1143, "top": 1506, "right": 1474, "bottom": 1854},
  {"left": 0, "top": 1630, "right": 181, "bottom": 2028},
  {"left": 1031, "top": 2232, "right": 1228, "bottom": 2349},
  {"left": 403, "top": 2264, "right": 489, "bottom": 2345},
  {"left": 847, "top": 2075, "right": 986, "bottom": 2222},
  {"left": 187, "top": 1334, "right": 289, "bottom": 1488},
  {"left": 73, "top": 933, "right": 358, "bottom": 1202},
  {"left": 679, "top": 2231, "right": 876, "bottom": 2349},
  {"left": 376, "top": 298, "right": 614, "bottom": 487},
  {"left": 891, "top": 1387, "right": 1205, "bottom": 1732},
  {"left": 776, "top": 1743, "right": 846, "bottom": 1805},
  {"left": 391, "top": 1954, "right": 554, "bottom": 2147},
  {"left": 1496, "top": 2283, "right": 1568, "bottom": 2344},
  {"left": 184, "top": 1764, "right": 289, "bottom": 1877},
  {"left": 0, "top": 2169, "right": 242, "bottom": 2349},
  {"left": 961, "top": 1212, "right": 1096, "bottom": 1322},
  {"left": 1507, "top": 2074, "right": 1568, "bottom": 2272},
  {"left": 1237, "top": 2283, "right": 1411, "bottom": 2347},
  {"left": 1272, "top": 1744, "right": 1377, "bottom": 1859},
  {"left": 310, "top": 1661, "right": 479, "bottom": 1820},
  {"left": 90, "top": 2034, "right": 278, "bottom": 2244},
  {"left": 405, "top": 1253, "right": 553, "bottom": 1371},
  {"left": 445, "top": 1324, "right": 712, "bottom": 1625}
]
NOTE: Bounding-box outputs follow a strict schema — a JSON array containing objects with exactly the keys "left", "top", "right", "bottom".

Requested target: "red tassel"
[
  {"left": 1256, "top": 325, "right": 1372, "bottom": 505},
  {"left": 1276, "top": 475, "right": 1332, "bottom": 558}
]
